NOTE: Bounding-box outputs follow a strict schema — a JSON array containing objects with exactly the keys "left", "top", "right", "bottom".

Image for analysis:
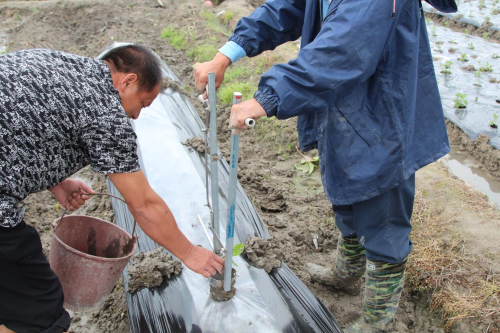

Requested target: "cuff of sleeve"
[
  {"left": 228, "top": 35, "right": 254, "bottom": 57},
  {"left": 254, "top": 90, "right": 278, "bottom": 117},
  {"left": 218, "top": 42, "right": 247, "bottom": 64}
]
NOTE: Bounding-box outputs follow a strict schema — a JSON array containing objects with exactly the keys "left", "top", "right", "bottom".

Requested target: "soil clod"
[
  {"left": 243, "top": 236, "right": 285, "bottom": 273},
  {"left": 182, "top": 136, "right": 205, "bottom": 154},
  {"left": 127, "top": 248, "right": 182, "bottom": 294}
]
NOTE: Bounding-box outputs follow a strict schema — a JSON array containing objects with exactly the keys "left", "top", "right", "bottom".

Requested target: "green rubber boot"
[
  {"left": 343, "top": 258, "right": 407, "bottom": 333},
  {"left": 306, "top": 234, "right": 366, "bottom": 295}
]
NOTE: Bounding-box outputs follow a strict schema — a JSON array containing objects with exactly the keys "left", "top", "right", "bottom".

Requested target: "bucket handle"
[{"left": 53, "top": 192, "right": 138, "bottom": 241}]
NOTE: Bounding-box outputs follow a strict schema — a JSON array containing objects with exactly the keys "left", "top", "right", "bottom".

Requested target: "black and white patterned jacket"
[{"left": 0, "top": 49, "right": 140, "bottom": 228}]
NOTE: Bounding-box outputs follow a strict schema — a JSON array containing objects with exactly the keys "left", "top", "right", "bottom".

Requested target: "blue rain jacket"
[{"left": 229, "top": 0, "right": 455, "bottom": 205}]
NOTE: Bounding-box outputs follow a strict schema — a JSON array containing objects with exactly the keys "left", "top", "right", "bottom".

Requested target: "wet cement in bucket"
[{"left": 127, "top": 248, "right": 182, "bottom": 294}]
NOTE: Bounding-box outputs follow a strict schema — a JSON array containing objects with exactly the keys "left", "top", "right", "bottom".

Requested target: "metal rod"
[
  {"left": 207, "top": 72, "right": 221, "bottom": 253},
  {"left": 208, "top": 225, "right": 225, "bottom": 255},
  {"left": 224, "top": 92, "right": 242, "bottom": 291},
  {"left": 197, "top": 214, "right": 214, "bottom": 251},
  {"left": 202, "top": 92, "right": 211, "bottom": 215}
]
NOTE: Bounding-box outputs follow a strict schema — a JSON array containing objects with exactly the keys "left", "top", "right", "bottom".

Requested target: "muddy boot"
[
  {"left": 343, "top": 258, "right": 407, "bottom": 333},
  {"left": 306, "top": 234, "right": 366, "bottom": 295}
]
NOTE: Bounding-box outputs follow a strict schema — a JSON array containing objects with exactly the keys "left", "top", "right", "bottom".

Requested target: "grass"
[
  {"left": 217, "top": 82, "right": 256, "bottom": 104},
  {"left": 407, "top": 190, "right": 500, "bottom": 331},
  {"left": 218, "top": 10, "right": 235, "bottom": 25},
  {"left": 187, "top": 44, "right": 219, "bottom": 62},
  {"left": 161, "top": 26, "right": 189, "bottom": 50}
]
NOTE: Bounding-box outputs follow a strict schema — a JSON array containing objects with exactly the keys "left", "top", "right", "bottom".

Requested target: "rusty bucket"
[{"left": 49, "top": 214, "right": 136, "bottom": 312}]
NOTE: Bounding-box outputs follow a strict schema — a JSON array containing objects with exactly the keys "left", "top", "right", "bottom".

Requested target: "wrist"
[{"left": 214, "top": 52, "right": 231, "bottom": 70}]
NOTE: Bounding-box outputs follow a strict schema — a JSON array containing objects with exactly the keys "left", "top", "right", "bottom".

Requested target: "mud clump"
[
  {"left": 127, "top": 248, "right": 182, "bottom": 294},
  {"left": 210, "top": 268, "right": 236, "bottom": 302},
  {"left": 461, "top": 64, "right": 476, "bottom": 72},
  {"left": 243, "top": 236, "right": 285, "bottom": 273},
  {"left": 182, "top": 136, "right": 205, "bottom": 154}
]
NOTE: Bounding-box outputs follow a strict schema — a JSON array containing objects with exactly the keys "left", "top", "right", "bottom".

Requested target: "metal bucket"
[{"left": 49, "top": 215, "right": 136, "bottom": 312}]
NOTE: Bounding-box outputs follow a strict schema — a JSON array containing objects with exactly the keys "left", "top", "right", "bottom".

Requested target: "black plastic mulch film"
[{"left": 98, "top": 43, "right": 343, "bottom": 333}]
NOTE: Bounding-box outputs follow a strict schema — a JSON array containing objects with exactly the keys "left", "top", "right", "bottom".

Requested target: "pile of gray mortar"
[
  {"left": 127, "top": 248, "right": 182, "bottom": 294},
  {"left": 182, "top": 136, "right": 205, "bottom": 154},
  {"left": 243, "top": 236, "right": 286, "bottom": 273}
]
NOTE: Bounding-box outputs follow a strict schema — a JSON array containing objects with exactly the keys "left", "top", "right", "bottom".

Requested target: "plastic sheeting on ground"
[
  {"left": 427, "top": 21, "right": 500, "bottom": 149},
  {"left": 100, "top": 50, "right": 343, "bottom": 332}
]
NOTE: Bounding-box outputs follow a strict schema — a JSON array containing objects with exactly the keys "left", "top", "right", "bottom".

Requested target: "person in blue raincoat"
[{"left": 195, "top": 0, "right": 456, "bottom": 331}]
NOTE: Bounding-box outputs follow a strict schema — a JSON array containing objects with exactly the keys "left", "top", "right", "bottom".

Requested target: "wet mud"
[
  {"left": 127, "top": 248, "right": 182, "bottom": 294},
  {"left": 447, "top": 120, "right": 500, "bottom": 180},
  {"left": 182, "top": 136, "right": 205, "bottom": 154},
  {"left": 209, "top": 268, "right": 236, "bottom": 302}
]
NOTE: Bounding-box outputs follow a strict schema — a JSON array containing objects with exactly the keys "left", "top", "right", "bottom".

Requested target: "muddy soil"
[
  {"left": 127, "top": 248, "right": 182, "bottom": 294},
  {"left": 1, "top": 0, "right": 499, "bottom": 332}
]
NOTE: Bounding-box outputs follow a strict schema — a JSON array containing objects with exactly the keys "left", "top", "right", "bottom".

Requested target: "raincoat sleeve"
[
  {"left": 228, "top": 0, "right": 306, "bottom": 56},
  {"left": 250, "top": 0, "right": 401, "bottom": 117}
]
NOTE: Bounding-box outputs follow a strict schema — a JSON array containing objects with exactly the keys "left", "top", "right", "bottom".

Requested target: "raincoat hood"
[{"left": 424, "top": 0, "right": 457, "bottom": 13}]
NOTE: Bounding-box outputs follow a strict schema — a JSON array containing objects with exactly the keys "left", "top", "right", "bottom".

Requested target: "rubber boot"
[
  {"left": 343, "top": 258, "right": 407, "bottom": 333},
  {"left": 306, "top": 234, "right": 366, "bottom": 295}
]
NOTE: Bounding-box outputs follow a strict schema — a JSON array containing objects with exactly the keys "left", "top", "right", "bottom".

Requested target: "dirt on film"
[{"left": 1, "top": 0, "right": 499, "bottom": 332}]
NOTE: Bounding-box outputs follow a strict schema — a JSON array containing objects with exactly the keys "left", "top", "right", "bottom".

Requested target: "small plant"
[
  {"left": 468, "top": 42, "right": 474, "bottom": 50},
  {"left": 444, "top": 21, "right": 449, "bottom": 27},
  {"left": 494, "top": 54, "right": 500, "bottom": 59},
  {"left": 294, "top": 149, "right": 319, "bottom": 174},
  {"left": 479, "top": 62, "right": 493, "bottom": 72},
  {"left": 432, "top": 26, "right": 437, "bottom": 37},
  {"left": 449, "top": 39, "right": 458, "bottom": 44},
  {"left": 485, "top": 16, "right": 491, "bottom": 23},
  {"left": 458, "top": 53, "right": 469, "bottom": 62},
  {"left": 490, "top": 114, "right": 499, "bottom": 128},
  {"left": 483, "top": 32, "right": 490, "bottom": 39},
  {"left": 479, "top": 0, "right": 485, "bottom": 10},
  {"left": 469, "top": 10, "right": 474, "bottom": 17},
  {"left": 475, "top": 69, "right": 483, "bottom": 87},
  {"left": 464, "top": 28, "right": 470, "bottom": 34},
  {"left": 441, "top": 60, "right": 453, "bottom": 74},
  {"left": 492, "top": 8, "right": 499, "bottom": 15},
  {"left": 454, "top": 93, "right": 468, "bottom": 108}
]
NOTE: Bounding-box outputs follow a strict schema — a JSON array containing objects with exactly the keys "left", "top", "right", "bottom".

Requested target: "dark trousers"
[
  {"left": 0, "top": 221, "right": 70, "bottom": 333},
  {"left": 333, "top": 174, "right": 415, "bottom": 264}
]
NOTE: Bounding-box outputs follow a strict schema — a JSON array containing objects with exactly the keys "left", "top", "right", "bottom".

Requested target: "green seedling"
[
  {"left": 432, "top": 26, "right": 437, "bottom": 36},
  {"left": 483, "top": 32, "right": 490, "bottom": 39},
  {"left": 490, "top": 114, "right": 499, "bottom": 129},
  {"left": 449, "top": 39, "right": 458, "bottom": 44},
  {"left": 479, "top": 62, "right": 493, "bottom": 72},
  {"left": 469, "top": 42, "right": 474, "bottom": 50},
  {"left": 494, "top": 54, "right": 500, "bottom": 59},
  {"left": 475, "top": 69, "right": 483, "bottom": 87},
  {"left": 454, "top": 93, "right": 468, "bottom": 108},
  {"left": 223, "top": 243, "right": 245, "bottom": 267},
  {"left": 458, "top": 53, "right": 469, "bottom": 62},
  {"left": 441, "top": 60, "right": 453, "bottom": 74},
  {"left": 464, "top": 28, "right": 470, "bottom": 35},
  {"left": 294, "top": 149, "right": 319, "bottom": 174}
]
